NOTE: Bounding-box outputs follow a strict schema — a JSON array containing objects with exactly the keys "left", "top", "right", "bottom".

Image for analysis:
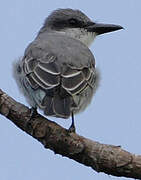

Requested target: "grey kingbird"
[{"left": 13, "top": 9, "right": 123, "bottom": 132}]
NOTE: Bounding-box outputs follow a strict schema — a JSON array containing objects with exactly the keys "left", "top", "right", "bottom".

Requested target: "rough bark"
[{"left": 0, "top": 89, "right": 141, "bottom": 179}]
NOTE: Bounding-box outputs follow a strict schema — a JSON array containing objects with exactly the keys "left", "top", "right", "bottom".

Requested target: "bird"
[{"left": 13, "top": 8, "right": 123, "bottom": 132}]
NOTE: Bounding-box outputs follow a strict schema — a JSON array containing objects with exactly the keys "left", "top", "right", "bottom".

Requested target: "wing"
[
  {"left": 23, "top": 53, "right": 61, "bottom": 90},
  {"left": 23, "top": 52, "right": 95, "bottom": 97},
  {"left": 23, "top": 44, "right": 95, "bottom": 96},
  {"left": 61, "top": 65, "right": 95, "bottom": 95}
]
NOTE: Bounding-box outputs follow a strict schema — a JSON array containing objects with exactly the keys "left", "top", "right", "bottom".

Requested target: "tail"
[{"left": 42, "top": 95, "right": 71, "bottom": 119}]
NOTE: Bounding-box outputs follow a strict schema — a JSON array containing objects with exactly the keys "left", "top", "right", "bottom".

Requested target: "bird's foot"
[
  {"left": 68, "top": 124, "right": 76, "bottom": 133},
  {"left": 29, "top": 107, "right": 38, "bottom": 119},
  {"left": 25, "top": 107, "right": 38, "bottom": 131}
]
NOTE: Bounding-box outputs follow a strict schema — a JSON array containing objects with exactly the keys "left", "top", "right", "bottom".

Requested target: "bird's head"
[{"left": 40, "top": 8, "right": 123, "bottom": 47}]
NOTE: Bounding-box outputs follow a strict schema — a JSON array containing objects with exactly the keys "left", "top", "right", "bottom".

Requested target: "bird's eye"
[{"left": 69, "top": 18, "right": 77, "bottom": 25}]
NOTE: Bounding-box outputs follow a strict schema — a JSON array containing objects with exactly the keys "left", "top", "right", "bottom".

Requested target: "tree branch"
[{"left": 0, "top": 89, "right": 141, "bottom": 179}]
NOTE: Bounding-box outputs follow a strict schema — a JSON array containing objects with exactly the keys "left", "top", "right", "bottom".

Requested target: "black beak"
[{"left": 87, "top": 22, "right": 123, "bottom": 35}]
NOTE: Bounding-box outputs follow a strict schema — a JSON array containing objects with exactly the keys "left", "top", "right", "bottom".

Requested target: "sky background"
[{"left": 0, "top": 0, "right": 141, "bottom": 180}]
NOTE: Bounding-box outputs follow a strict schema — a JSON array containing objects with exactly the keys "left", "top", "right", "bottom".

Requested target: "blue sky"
[{"left": 0, "top": 0, "right": 141, "bottom": 180}]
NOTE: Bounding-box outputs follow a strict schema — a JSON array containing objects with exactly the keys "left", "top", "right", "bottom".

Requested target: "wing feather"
[
  {"left": 61, "top": 66, "right": 95, "bottom": 95},
  {"left": 23, "top": 53, "right": 95, "bottom": 96},
  {"left": 34, "top": 65, "right": 60, "bottom": 86}
]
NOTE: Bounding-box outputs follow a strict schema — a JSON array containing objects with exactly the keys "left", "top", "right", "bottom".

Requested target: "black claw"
[
  {"left": 68, "top": 126, "right": 76, "bottom": 133},
  {"left": 30, "top": 107, "right": 38, "bottom": 119},
  {"left": 25, "top": 107, "right": 38, "bottom": 131},
  {"left": 68, "top": 112, "right": 76, "bottom": 133}
]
